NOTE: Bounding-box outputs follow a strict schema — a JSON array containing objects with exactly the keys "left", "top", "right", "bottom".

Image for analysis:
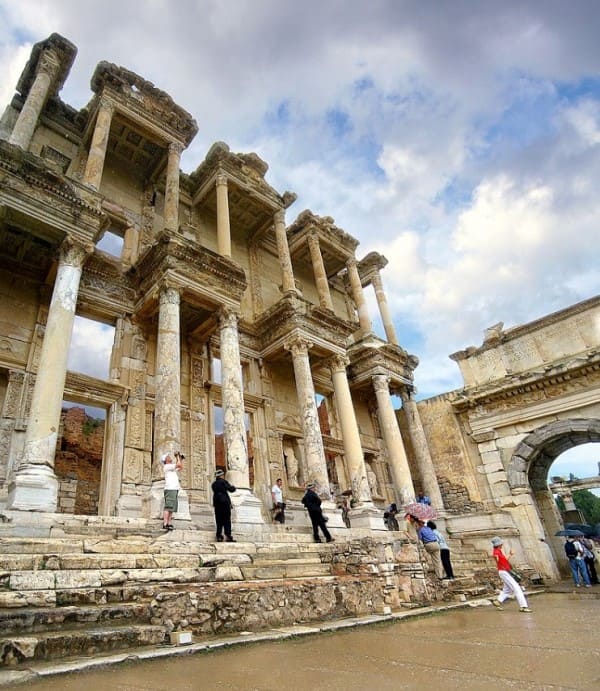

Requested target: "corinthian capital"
[
  {"left": 168, "top": 141, "right": 184, "bottom": 156},
  {"left": 59, "top": 238, "right": 94, "bottom": 268},
  {"left": 38, "top": 49, "right": 60, "bottom": 78},
  {"left": 216, "top": 172, "right": 228, "bottom": 187},
  {"left": 159, "top": 285, "right": 180, "bottom": 305},
  {"left": 372, "top": 373, "right": 390, "bottom": 394},
  {"left": 328, "top": 354, "right": 350, "bottom": 374},
  {"left": 283, "top": 335, "right": 313, "bottom": 358},
  {"left": 218, "top": 306, "right": 239, "bottom": 329}
]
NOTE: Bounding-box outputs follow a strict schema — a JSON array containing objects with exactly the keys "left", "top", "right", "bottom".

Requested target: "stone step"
[
  {"left": 240, "top": 562, "right": 332, "bottom": 579},
  {"left": 0, "top": 601, "right": 150, "bottom": 634},
  {"left": 0, "top": 622, "right": 166, "bottom": 667}
]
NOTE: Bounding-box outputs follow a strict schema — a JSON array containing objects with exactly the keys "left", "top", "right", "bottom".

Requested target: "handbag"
[{"left": 509, "top": 569, "right": 522, "bottom": 583}]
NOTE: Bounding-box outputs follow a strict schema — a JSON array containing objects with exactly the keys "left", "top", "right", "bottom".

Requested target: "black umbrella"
[{"left": 555, "top": 529, "right": 585, "bottom": 537}]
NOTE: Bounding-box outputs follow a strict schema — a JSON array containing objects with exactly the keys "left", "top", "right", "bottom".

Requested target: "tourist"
[
  {"left": 580, "top": 537, "right": 598, "bottom": 584},
  {"left": 564, "top": 536, "right": 591, "bottom": 587},
  {"left": 302, "top": 482, "right": 334, "bottom": 543},
  {"left": 212, "top": 469, "right": 236, "bottom": 542},
  {"left": 162, "top": 451, "right": 183, "bottom": 531},
  {"left": 410, "top": 516, "right": 444, "bottom": 579},
  {"left": 490, "top": 536, "right": 532, "bottom": 611},
  {"left": 417, "top": 491, "right": 431, "bottom": 505},
  {"left": 384, "top": 503, "right": 399, "bottom": 531},
  {"left": 271, "top": 477, "right": 286, "bottom": 524},
  {"left": 427, "top": 520, "right": 454, "bottom": 579}
]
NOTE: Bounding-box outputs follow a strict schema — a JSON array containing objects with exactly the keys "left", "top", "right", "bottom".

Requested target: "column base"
[
  {"left": 231, "top": 488, "right": 265, "bottom": 525},
  {"left": 349, "top": 504, "right": 387, "bottom": 530},
  {"left": 7, "top": 465, "right": 58, "bottom": 512},
  {"left": 141, "top": 481, "right": 191, "bottom": 522}
]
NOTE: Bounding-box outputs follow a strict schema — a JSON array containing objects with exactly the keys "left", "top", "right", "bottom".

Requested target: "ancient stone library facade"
[{"left": 1, "top": 34, "right": 599, "bottom": 582}]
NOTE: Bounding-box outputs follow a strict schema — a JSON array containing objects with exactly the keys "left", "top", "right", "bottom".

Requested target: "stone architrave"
[
  {"left": 372, "top": 374, "right": 415, "bottom": 506},
  {"left": 306, "top": 234, "right": 333, "bottom": 310},
  {"left": 218, "top": 308, "right": 263, "bottom": 524},
  {"left": 400, "top": 390, "right": 444, "bottom": 510},
  {"left": 329, "top": 355, "right": 384, "bottom": 529},
  {"left": 143, "top": 285, "right": 190, "bottom": 520},
  {"left": 346, "top": 259, "right": 372, "bottom": 335},
  {"left": 285, "top": 337, "right": 329, "bottom": 493},
  {"left": 273, "top": 209, "right": 297, "bottom": 294},
  {"left": 164, "top": 141, "right": 183, "bottom": 232},
  {"left": 9, "top": 49, "right": 60, "bottom": 151},
  {"left": 8, "top": 239, "right": 92, "bottom": 512},
  {"left": 83, "top": 98, "right": 114, "bottom": 189},
  {"left": 215, "top": 173, "right": 232, "bottom": 257}
]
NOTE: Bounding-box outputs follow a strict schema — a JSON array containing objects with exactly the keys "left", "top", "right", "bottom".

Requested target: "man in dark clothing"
[
  {"left": 211, "top": 469, "right": 236, "bottom": 542},
  {"left": 301, "top": 482, "right": 333, "bottom": 543}
]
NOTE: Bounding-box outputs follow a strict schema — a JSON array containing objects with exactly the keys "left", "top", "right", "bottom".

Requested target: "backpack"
[{"left": 564, "top": 540, "right": 578, "bottom": 558}]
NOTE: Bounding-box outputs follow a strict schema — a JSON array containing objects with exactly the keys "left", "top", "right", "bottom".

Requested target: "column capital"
[
  {"left": 218, "top": 306, "right": 240, "bottom": 329},
  {"left": 328, "top": 354, "right": 350, "bottom": 374},
  {"left": 274, "top": 208, "right": 286, "bottom": 225},
  {"left": 59, "top": 238, "right": 94, "bottom": 268},
  {"left": 283, "top": 335, "right": 313, "bottom": 358},
  {"left": 158, "top": 284, "right": 180, "bottom": 305},
  {"left": 168, "top": 140, "right": 184, "bottom": 156},
  {"left": 372, "top": 373, "right": 390, "bottom": 393},
  {"left": 306, "top": 231, "right": 320, "bottom": 249},
  {"left": 37, "top": 49, "right": 61, "bottom": 78},
  {"left": 98, "top": 97, "right": 115, "bottom": 116},
  {"left": 216, "top": 172, "right": 228, "bottom": 187}
]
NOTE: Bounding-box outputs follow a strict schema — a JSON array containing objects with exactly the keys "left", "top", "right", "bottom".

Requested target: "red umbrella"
[{"left": 403, "top": 502, "right": 437, "bottom": 522}]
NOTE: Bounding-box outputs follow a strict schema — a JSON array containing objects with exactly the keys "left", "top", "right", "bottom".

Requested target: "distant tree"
[
  {"left": 573, "top": 489, "right": 600, "bottom": 525},
  {"left": 554, "top": 494, "right": 566, "bottom": 512}
]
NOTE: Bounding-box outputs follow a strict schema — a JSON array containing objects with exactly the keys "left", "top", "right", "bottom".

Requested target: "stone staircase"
[{"left": 0, "top": 515, "right": 501, "bottom": 673}]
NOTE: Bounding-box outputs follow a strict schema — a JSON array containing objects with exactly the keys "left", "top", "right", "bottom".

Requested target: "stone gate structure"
[{"left": 0, "top": 33, "right": 598, "bottom": 587}]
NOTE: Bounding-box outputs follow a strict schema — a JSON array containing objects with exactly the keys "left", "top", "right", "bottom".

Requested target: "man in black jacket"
[
  {"left": 211, "top": 469, "right": 236, "bottom": 542},
  {"left": 301, "top": 482, "right": 334, "bottom": 543}
]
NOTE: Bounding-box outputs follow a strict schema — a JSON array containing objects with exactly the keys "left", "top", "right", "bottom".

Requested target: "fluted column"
[
  {"left": 273, "top": 209, "right": 297, "bottom": 294},
  {"left": 164, "top": 141, "right": 183, "bottom": 232},
  {"left": 9, "top": 49, "right": 60, "bottom": 151},
  {"left": 285, "top": 336, "right": 329, "bottom": 494},
  {"left": 400, "top": 390, "right": 443, "bottom": 508},
  {"left": 371, "top": 270, "right": 398, "bottom": 345},
  {"left": 8, "top": 239, "right": 92, "bottom": 511},
  {"left": 372, "top": 374, "right": 415, "bottom": 506},
  {"left": 218, "top": 308, "right": 249, "bottom": 489},
  {"left": 307, "top": 233, "right": 333, "bottom": 310},
  {"left": 329, "top": 355, "right": 372, "bottom": 505},
  {"left": 216, "top": 173, "right": 232, "bottom": 257},
  {"left": 347, "top": 259, "right": 372, "bottom": 335},
  {"left": 83, "top": 98, "right": 114, "bottom": 189}
]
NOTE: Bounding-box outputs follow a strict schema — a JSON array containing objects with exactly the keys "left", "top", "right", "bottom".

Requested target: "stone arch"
[{"left": 508, "top": 418, "right": 600, "bottom": 490}]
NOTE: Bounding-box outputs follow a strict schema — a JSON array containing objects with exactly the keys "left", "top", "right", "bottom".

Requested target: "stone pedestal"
[
  {"left": 141, "top": 481, "right": 191, "bottom": 522},
  {"left": 231, "top": 488, "right": 265, "bottom": 525},
  {"left": 7, "top": 465, "right": 58, "bottom": 513},
  {"left": 349, "top": 505, "right": 387, "bottom": 530}
]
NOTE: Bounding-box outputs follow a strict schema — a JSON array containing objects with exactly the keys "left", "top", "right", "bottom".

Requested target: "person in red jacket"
[{"left": 490, "top": 536, "right": 532, "bottom": 612}]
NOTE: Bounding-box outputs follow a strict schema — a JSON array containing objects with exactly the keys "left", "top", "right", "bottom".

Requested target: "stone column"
[
  {"left": 307, "top": 233, "right": 333, "bottom": 310},
  {"left": 371, "top": 270, "right": 398, "bottom": 345},
  {"left": 144, "top": 285, "right": 190, "bottom": 520},
  {"left": 164, "top": 141, "right": 183, "bottom": 232},
  {"left": 273, "top": 209, "right": 297, "bottom": 294},
  {"left": 218, "top": 308, "right": 263, "bottom": 523},
  {"left": 216, "top": 173, "right": 232, "bottom": 257},
  {"left": 83, "top": 98, "right": 114, "bottom": 189},
  {"left": 330, "top": 356, "right": 384, "bottom": 529},
  {"left": 9, "top": 49, "right": 60, "bottom": 151},
  {"left": 285, "top": 337, "right": 329, "bottom": 493},
  {"left": 7, "top": 240, "right": 91, "bottom": 512},
  {"left": 347, "top": 259, "right": 372, "bottom": 335},
  {"left": 400, "top": 390, "right": 443, "bottom": 509},
  {"left": 372, "top": 374, "right": 415, "bottom": 506}
]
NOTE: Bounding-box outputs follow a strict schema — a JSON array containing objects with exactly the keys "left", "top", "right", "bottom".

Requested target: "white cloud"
[
  {"left": 67, "top": 317, "right": 114, "bottom": 380},
  {"left": 1, "top": 0, "right": 599, "bottom": 398}
]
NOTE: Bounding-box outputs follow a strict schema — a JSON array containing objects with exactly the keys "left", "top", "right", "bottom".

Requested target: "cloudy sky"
[{"left": 1, "top": 1, "right": 599, "bottom": 451}]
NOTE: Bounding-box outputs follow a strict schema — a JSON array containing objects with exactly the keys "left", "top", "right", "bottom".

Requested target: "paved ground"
[{"left": 2, "top": 585, "right": 599, "bottom": 690}]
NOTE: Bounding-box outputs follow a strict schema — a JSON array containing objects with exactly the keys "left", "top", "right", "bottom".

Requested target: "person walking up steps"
[{"left": 490, "top": 536, "right": 531, "bottom": 612}]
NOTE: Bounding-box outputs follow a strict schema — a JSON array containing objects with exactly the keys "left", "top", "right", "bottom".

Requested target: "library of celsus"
[{"left": 1, "top": 34, "right": 599, "bottom": 654}]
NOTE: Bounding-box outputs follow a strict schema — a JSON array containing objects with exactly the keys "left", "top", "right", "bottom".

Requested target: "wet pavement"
[{"left": 6, "top": 589, "right": 600, "bottom": 690}]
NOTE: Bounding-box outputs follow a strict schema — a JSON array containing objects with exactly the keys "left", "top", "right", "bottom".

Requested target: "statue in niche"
[
  {"left": 283, "top": 443, "right": 299, "bottom": 487},
  {"left": 367, "top": 464, "right": 379, "bottom": 497}
]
